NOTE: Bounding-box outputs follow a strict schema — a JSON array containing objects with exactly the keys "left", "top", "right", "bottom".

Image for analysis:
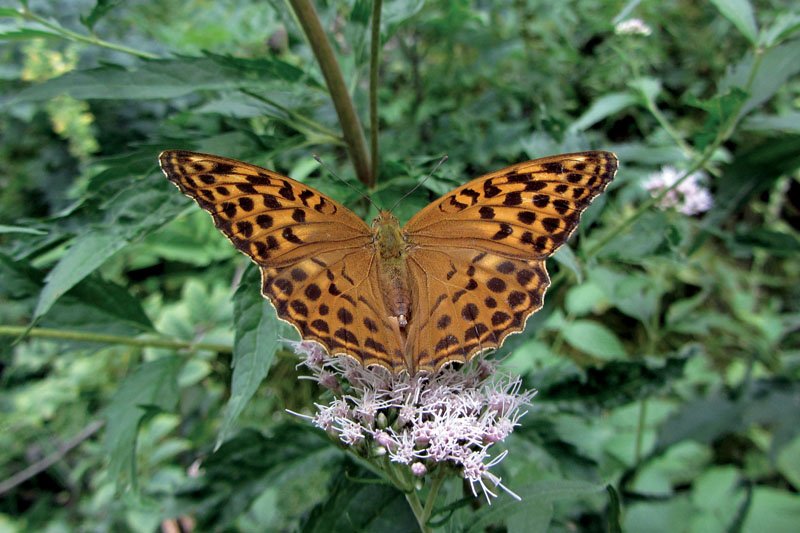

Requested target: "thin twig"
[
  {"left": 0, "top": 420, "right": 105, "bottom": 496},
  {"left": 0, "top": 325, "right": 232, "bottom": 353}
]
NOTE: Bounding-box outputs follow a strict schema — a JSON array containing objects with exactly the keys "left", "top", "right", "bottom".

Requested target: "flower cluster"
[
  {"left": 644, "top": 166, "right": 714, "bottom": 215},
  {"left": 615, "top": 18, "right": 652, "bottom": 36},
  {"left": 287, "top": 340, "right": 535, "bottom": 502}
]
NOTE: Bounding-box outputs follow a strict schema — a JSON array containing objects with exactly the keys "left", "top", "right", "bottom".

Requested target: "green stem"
[
  {"left": 406, "top": 490, "right": 432, "bottom": 533},
  {"left": 288, "top": 0, "right": 373, "bottom": 187},
  {"left": 240, "top": 89, "right": 343, "bottom": 141},
  {"left": 369, "top": 0, "right": 383, "bottom": 184},
  {"left": 21, "top": 7, "right": 159, "bottom": 60},
  {"left": 634, "top": 397, "right": 647, "bottom": 463},
  {"left": 421, "top": 470, "right": 446, "bottom": 524},
  {"left": 587, "top": 47, "right": 766, "bottom": 259},
  {"left": 0, "top": 325, "right": 232, "bottom": 353}
]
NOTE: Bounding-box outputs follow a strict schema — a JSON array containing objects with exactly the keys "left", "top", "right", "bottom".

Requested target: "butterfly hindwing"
[{"left": 405, "top": 247, "right": 549, "bottom": 372}]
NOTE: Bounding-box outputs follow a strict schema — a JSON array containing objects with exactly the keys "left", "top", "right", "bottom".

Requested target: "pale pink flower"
[
  {"left": 284, "top": 341, "right": 534, "bottom": 502},
  {"left": 644, "top": 166, "right": 714, "bottom": 215}
]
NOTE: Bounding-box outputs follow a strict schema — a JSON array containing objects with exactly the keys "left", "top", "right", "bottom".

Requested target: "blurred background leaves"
[{"left": 1, "top": 0, "right": 799, "bottom": 531}]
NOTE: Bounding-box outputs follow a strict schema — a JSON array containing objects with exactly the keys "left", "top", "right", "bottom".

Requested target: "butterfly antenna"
[
  {"left": 389, "top": 155, "right": 448, "bottom": 214},
  {"left": 313, "top": 155, "right": 381, "bottom": 212}
]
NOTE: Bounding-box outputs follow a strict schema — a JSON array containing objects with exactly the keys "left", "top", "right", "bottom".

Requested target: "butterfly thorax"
[{"left": 372, "top": 210, "right": 412, "bottom": 333}]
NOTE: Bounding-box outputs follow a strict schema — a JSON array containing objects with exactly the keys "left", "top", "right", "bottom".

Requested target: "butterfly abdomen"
[{"left": 372, "top": 211, "right": 412, "bottom": 331}]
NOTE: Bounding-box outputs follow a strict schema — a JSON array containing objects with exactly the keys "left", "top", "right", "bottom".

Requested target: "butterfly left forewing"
[{"left": 160, "top": 150, "right": 402, "bottom": 370}]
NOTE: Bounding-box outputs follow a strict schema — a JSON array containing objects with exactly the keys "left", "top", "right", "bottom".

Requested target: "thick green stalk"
[
  {"left": 288, "top": 0, "right": 373, "bottom": 187},
  {"left": 369, "top": 0, "right": 383, "bottom": 184}
]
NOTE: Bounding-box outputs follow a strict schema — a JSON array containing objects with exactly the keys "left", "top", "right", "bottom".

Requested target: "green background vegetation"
[{"left": 1, "top": 0, "right": 799, "bottom": 531}]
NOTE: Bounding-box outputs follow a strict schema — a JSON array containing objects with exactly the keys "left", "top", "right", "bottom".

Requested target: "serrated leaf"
[
  {"left": 302, "top": 460, "right": 416, "bottom": 533},
  {"left": 216, "top": 264, "right": 279, "bottom": 447},
  {"left": 710, "top": 0, "right": 758, "bottom": 44},
  {"left": 563, "top": 319, "right": 627, "bottom": 359},
  {"left": 103, "top": 356, "right": 182, "bottom": 488},
  {"left": 33, "top": 231, "right": 128, "bottom": 321},
  {"left": 33, "top": 164, "right": 193, "bottom": 321},
  {"left": 4, "top": 56, "right": 316, "bottom": 106},
  {"left": 466, "top": 480, "right": 607, "bottom": 533}
]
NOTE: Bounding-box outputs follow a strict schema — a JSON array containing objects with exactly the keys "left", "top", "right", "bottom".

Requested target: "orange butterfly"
[{"left": 160, "top": 151, "right": 617, "bottom": 374}]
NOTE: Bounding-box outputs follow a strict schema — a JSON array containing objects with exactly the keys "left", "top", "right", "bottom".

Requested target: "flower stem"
[
  {"left": 288, "top": 0, "right": 373, "bottom": 187},
  {"left": 20, "top": 7, "right": 159, "bottom": 60},
  {"left": 0, "top": 325, "right": 232, "bottom": 353},
  {"left": 405, "top": 491, "right": 432, "bottom": 533},
  {"left": 369, "top": 0, "right": 383, "bottom": 184},
  {"left": 422, "top": 471, "right": 446, "bottom": 523}
]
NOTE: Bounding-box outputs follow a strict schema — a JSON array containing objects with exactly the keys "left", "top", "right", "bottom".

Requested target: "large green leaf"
[
  {"left": 301, "top": 460, "right": 417, "bottom": 533},
  {"left": 103, "top": 356, "right": 182, "bottom": 488},
  {"left": 217, "top": 264, "right": 279, "bottom": 447},
  {"left": 3, "top": 55, "right": 314, "bottom": 106}
]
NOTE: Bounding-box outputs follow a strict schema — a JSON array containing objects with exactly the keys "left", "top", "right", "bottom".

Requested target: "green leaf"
[
  {"left": 695, "top": 135, "right": 800, "bottom": 250},
  {"left": 3, "top": 55, "right": 314, "bottom": 106},
  {"left": 33, "top": 231, "right": 128, "bottom": 321},
  {"left": 552, "top": 245, "right": 582, "bottom": 283},
  {"left": 507, "top": 502, "right": 552, "bottom": 533},
  {"left": 216, "top": 264, "right": 279, "bottom": 447},
  {"left": 562, "top": 319, "right": 627, "bottom": 359},
  {"left": 103, "top": 356, "right": 182, "bottom": 488},
  {"left": 759, "top": 12, "right": 800, "bottom": 47},
  {"left": 687, "top": 88, "right": 749, "bottom": 151},
  {"left": 0, "top": 27, "right": 64, "bottom": 40},
  {"left": 466, "top": 480, "right": 607, "bottom": 533},
  {"left": 733, "top": 228, "right": 800, "bottom": 256},
  {"left": 709, "top": 0, "right": 758, "bottom": 45},
  {"left": 32, "top": 160, "right": 195, "bottom": 321},
  {"left": 721, "top": 39, "right": 800, "bottom": 117},
  {"left": 540, "top": 357, "right": 688, "bottom": 409},
  {"left": 777, "top": 433, "right": 800, "bottom": 491},
  {"left": 744, "top": 112, "right": 800, "bottom": 133},
  {"left": 612, "top": 275, "right": 661, "bottom": 324},
  {"left": 302, "top": 460, "right": 417, "bottom": 533},
  {"left": 742, "top": 488, "right": 800, "bottom": 532},
  {"left": 568, "top": 92, "right": 638, "bottom": 133},
  {"left": 0, "top": 224, "right": 47, "bottom": 234},
  {"left": 0, "top": 8, "right": 25, "bottom": 17},
  {"left": 79, "top": 0, "right": 122, "bottom": 31},
  {"left": 170, "top": 425, "right": 334, "bottom": 529}
]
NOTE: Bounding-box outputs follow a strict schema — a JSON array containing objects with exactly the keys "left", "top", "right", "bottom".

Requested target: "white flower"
[
  {"left": 615, "top": 18, "right": 652, "bottom": 36},
  {"left": 644, "top": 166, "right": 714, "bottom": 215},
  {"left": 285, "top": 341, "right": 535, "bottom": 503}
]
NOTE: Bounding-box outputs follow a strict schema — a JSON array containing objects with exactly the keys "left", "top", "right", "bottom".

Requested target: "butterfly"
[{"left": 159, "top": 150, "right": 617, "bottom": 374}]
